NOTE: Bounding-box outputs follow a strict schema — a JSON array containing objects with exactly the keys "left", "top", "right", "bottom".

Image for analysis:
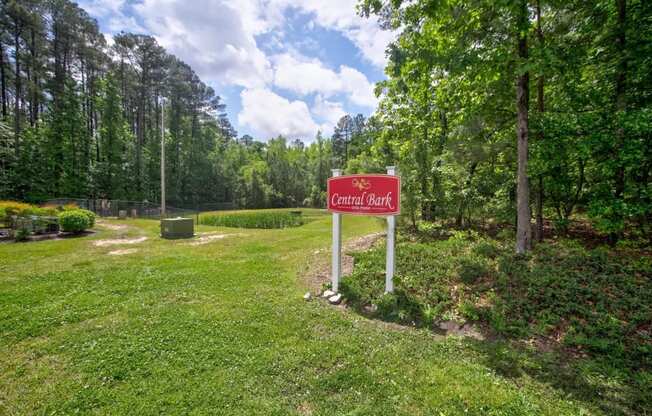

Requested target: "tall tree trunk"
[
  {"left": 610, "top": 0, "right": 627, "bottom": 245},
  {"left": 13, "top": 20, "right": 22, "bottom": 158},
  {"left": 0, "top": 40, "right": 7, "bottom": 119},
  {"left": 456, "top": 162, "right": 478, "bottom": 228},
  {"left": 535, "top": 0, "right": 545, "bottom": 242},
  {"left": 29, "top": 27, "right": 38, "bottom": 127},
  {"left": 419, "top": 126, "right": 430, "bottom": 221},
  {"left": 516, "top": 0, "right": 531, "bottom": 254}
]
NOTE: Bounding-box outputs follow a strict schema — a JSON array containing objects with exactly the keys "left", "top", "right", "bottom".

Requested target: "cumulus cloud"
[
  {"left": 311, "top": 94, "right": 346, "bottom": 136},
  {"left": 238, "top": 88, "right": 319, "bottom": 139},
  {"left": 272, "top": 53, "right": 377, "bottom": 108},
  {"left": 134, "top": 0, "right": 272, "bottom": 88},
  {"left": 79, "top": 0, "right": 392, "bottom": 139}
]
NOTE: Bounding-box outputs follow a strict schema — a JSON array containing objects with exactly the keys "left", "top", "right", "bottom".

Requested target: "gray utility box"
[{"left": 161, "top": 217, "right": 194, "bottom": 239}]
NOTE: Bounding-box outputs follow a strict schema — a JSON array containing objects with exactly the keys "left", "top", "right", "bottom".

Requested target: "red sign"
[{"left": 327, "top": 174, "right": 400, "bottom": 215}]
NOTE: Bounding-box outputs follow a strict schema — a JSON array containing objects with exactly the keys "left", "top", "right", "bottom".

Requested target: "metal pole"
[
  {"left": 161, "top": 97, "right": 166, "bottom": 218},
  {"left": 385, "top": 166, "right": 397, "bottom": 293},
  {"left": 331, "top": 169, "right": 342, "bottom": 293}
]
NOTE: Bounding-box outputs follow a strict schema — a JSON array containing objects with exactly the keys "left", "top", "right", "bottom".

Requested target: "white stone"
[
  {"left": 322, "top": 290, "right": 335, "bottom": 298},
  {"left": 364, "top": 304, "right": 378, "bottom": 314},
  {"left": 328, "top": 293, "right": 342, "bottom": 305},
  {"left": 303, "top": 292, "right": 312, "bottom": 301}
]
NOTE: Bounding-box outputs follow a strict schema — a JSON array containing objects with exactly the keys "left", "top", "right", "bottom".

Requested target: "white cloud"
[
  {"left": 133, "top": 0, "right": 273, "bottom": 88},
  {"left": 272, "top": 53, "right": 377, "bottom": 108},
  {"left": 311, "top": 94, "right": 345, "bottom": 136},
  {"left": 338, "top": 66, "right": 377, "bottom": 108},
  {"left": 238, "top": 88, "right": 319, "bottom": 139},
  {"left": 79, "top": 0, "right": 390, "bottom": 139},
  {"left": 272, "top": 53, "right": 341, "bottom": 96}
]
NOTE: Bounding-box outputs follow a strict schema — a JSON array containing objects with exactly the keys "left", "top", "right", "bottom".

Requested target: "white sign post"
[
  {"left": 331, "top": 169, "right": 342, "bottom": 293},
  {"left": 385, "top": 166, "right": 396, "bottom": 293}
]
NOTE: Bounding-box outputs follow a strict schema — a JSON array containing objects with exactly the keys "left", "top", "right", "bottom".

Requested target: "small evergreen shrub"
[{"left": 59, "top": 209, "right": 95, "bottom": 233}]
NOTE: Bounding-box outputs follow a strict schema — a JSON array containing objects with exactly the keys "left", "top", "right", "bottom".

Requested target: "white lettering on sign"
[{"left": 330, "top": 192, "right": 395, "bottom": 210}]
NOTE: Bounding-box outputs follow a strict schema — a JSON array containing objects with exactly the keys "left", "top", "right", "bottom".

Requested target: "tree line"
[
  {"left": 1, "top": 0, "right": 650, "bottom": 250},
  {"left": 0, "top": 0, "right": 377, "bottom": 210},
  {"left": 355, "top": 0, "right": 651, "bottom": 248}
]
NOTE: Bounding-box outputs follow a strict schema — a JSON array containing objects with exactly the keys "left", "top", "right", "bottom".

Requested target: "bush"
[
  {"left": 79, "top": 209, "right": 96, "bottom": 228},
  {"left": 0, "top": 200, "right": 34, "bottom": 218},
  {"left": 58, "top": 209, "right": 95, "bottom": 233},
  {"left": 14, "top": 227, "right": 30, "bottom": 242},
  {"left": 458, "top": 257, "right": 490, "bottom": 284},
  {"left": 200, "top": 211, "right": 303, "bottom": 229}
]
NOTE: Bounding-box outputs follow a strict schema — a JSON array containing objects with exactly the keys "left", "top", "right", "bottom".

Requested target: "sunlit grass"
[{"left": 0, "top": 213, "right": 627, "bottom": 415}]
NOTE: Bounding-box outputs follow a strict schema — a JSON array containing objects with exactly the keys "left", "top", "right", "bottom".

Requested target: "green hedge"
[
  {"left": 58, "top": 209, "right": 96, "bottom": 233},
  {"left": 200, "top": 211, "right": 303, "bottom": 229}
]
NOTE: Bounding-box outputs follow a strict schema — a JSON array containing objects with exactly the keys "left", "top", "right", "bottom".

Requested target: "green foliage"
[
  {"left": 13, "top": 227, "right": 29, "bottom": 242},
  {"left": 359, "top": 0, "right": 652, "bottom": 244},
  {"left": 58, "top": 209, "right": 95, "bottom": 233},
  {"left": 200, "top": 211, "right": 304, "bottom": 229},
  {"left": 342, "top": 229, "right": 652, "bottom": 368},
  {"left": 458, "top": 256, "right": 489, "bottom": 285}
]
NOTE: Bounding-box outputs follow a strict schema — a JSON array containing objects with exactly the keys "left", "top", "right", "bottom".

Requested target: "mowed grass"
[{"left": 0, "top": 211, "right": 618, "bottom": 415}]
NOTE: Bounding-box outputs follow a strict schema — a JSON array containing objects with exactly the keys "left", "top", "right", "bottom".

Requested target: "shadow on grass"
[{"left": 466, "top": 337, "right": 651, "bottom": 416}]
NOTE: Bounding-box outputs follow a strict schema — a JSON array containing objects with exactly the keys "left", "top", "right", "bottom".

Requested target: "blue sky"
[{"left": 77, "top": 0, "right": 394, "bottom": 142}]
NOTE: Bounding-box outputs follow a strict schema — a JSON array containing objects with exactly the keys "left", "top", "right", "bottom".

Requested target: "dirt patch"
[
  {"left": 93, "top": 236, "right": 148, "bottom": 247},
  {"left": 432, "top": 320, "right": 485, "bottom": 340},
  {"left": 187, "top": 232, "right": 243, "bottom": 246},
  {"left": 302, "top": 232, "right": 384, "bottom": 292},
  {"left": 107, "top": 248, "right": 139, "bottom": 256},
  {"left": 97, "top": 221, "right": 129, "bottom": 231}
]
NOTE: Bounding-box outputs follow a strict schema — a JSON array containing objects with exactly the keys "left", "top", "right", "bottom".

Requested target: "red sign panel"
[{"left": 327, "top": 174, "right": 400, "bottom": 215}]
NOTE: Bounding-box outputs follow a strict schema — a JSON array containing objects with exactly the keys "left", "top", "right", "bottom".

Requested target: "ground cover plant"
[
  {"left": 340, "top": 224, "right": 652, "bottom": 412},
  {"left": 2, "top": 213, "right": 642, "bottom": 415},
  {"left": 200, "top": 210, "right": 304, "bottom": 229}
]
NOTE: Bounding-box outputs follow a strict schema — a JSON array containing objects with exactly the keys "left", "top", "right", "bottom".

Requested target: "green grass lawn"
[{"left": 0, "top": 211, "right": 641, "bottom": 415}]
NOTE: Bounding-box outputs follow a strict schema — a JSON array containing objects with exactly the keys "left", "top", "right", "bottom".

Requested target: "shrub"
[
  {"left": 14, "top": 227, "right": 30, "bottom": 242},
  {"left": 458, "top": 257, "right": 489, "bottom": 284},
  {"left": 200, "top": 211, "right": 303, "bottom": 229},
  {"left": 78, "top": 209, "right": 96, "bottom": 228},
  {"left": 58, "top": 209, "right": 94, "bottom": 233},
  {"left": 0, "top": 200, "right": 34, "bottom": 217},
  {"left": 61, "top": 203, "right": 80, "bottom": 211}
]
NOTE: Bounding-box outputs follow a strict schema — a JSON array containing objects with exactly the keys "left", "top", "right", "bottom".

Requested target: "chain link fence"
[{"left": 45, "top": 198, "right": 234, "bottom": 219}]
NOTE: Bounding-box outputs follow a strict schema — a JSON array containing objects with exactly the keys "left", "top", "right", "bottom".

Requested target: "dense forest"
[
  {"left": 356, "top": 0, "right": 651, "bottom": 247},
  {"left": 1, "top": 0, "right": 651, "bottom": 248},
  {"left": 0, "top": 0, "right": 369, "bottom": 210}
]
